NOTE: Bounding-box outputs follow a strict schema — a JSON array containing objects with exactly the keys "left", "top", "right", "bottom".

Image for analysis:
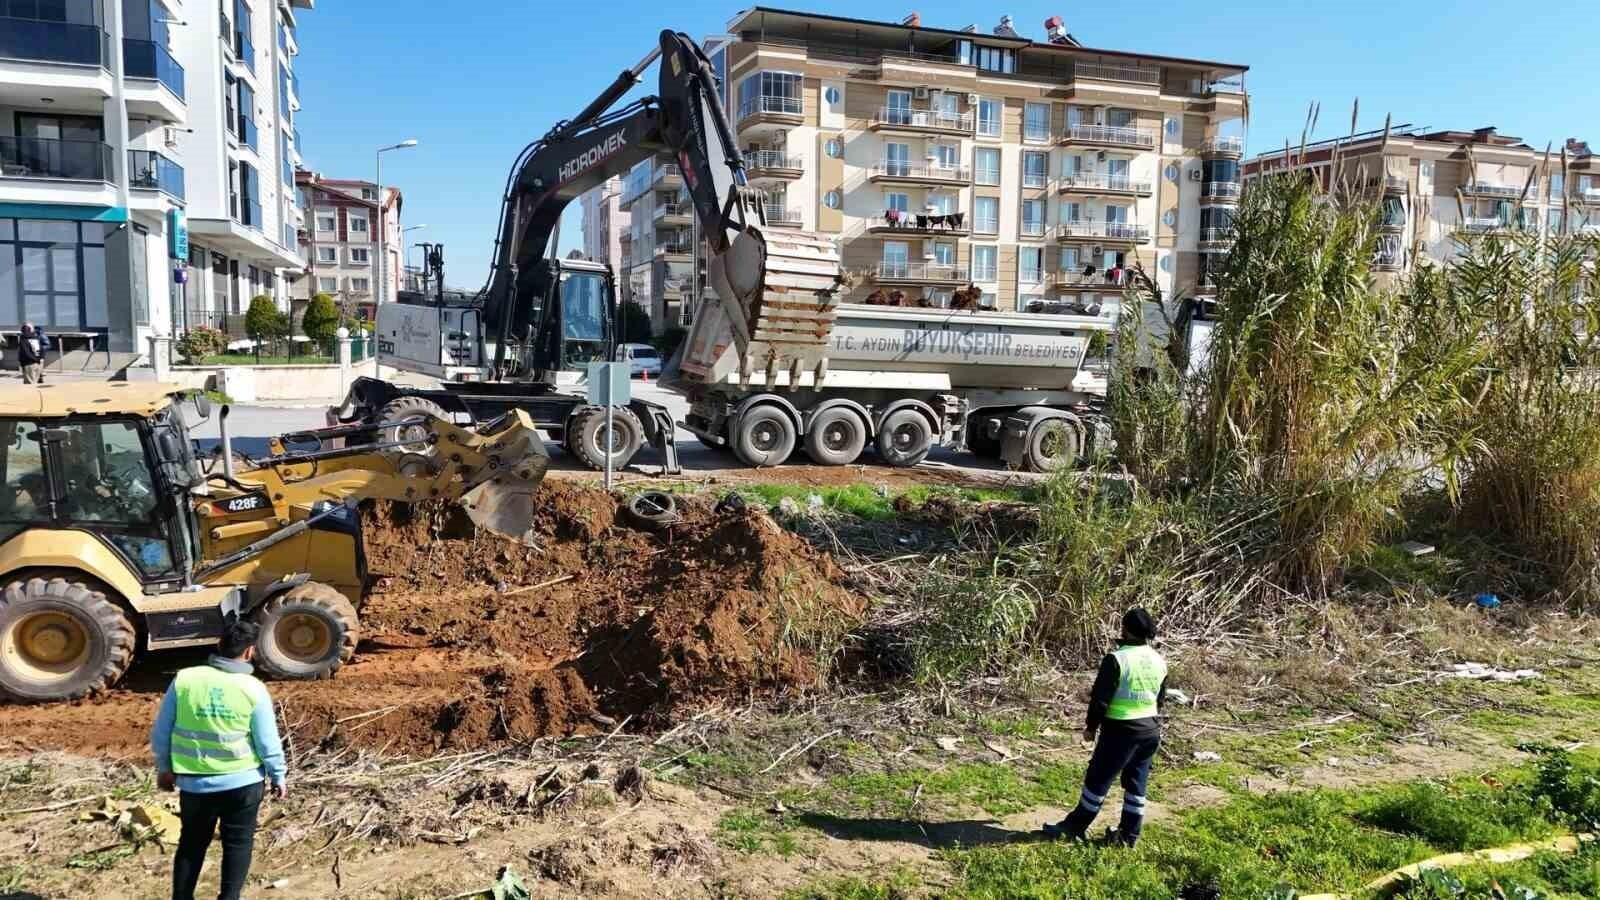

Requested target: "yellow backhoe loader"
[{"left": 0, "top": 382, "right": 548, "bottom": 702}]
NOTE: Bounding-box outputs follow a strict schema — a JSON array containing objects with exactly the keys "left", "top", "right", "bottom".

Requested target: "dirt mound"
[{"left": 0, "top": 483, "right": 862, "bottom": 758}]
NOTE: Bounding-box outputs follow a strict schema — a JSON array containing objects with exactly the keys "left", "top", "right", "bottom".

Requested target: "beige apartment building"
[
  {"left": 292, "top": 171, "right": 402, "bottom": 320},
  {"left": 711, "top": 7, "right": 1248, "bottom": 318},
  {"left": 1244, "top": 127, "right": 1600, "bottom": 275}
]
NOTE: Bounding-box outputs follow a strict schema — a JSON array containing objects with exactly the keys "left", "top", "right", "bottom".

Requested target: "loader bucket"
[{"left": 456, "top": 412, "right": 552, "bottom": 544}]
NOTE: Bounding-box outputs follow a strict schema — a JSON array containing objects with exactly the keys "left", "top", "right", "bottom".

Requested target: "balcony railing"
[
  {"left": 238, "top": 114, "right": 258, "bottom": 151},
  {"left": 123, "top": 39, "right": 186, "bottom": 99},
  {"left": 870, "top": 107, "right": 973, "bottom": 133},
  {"left": 235, "top": 30, "right": 255, "bottom": 72},
  {"left": 1020, "top": 221, "right": 1048, "bottom": 238},
  {"left": 970, "top": 264, "right": 998, "bottom": 282},
  {"left": 0, "top": 136, "right": 111, "bottom": 182},
  {"left": 654, "top": 162, "right": 681, "bottom": 182},
  {"left": 231, "top": 194, "right": 263, "bottom": 230},
  {"left": 659, "top": 239, "right": 695, "bottom": 255},
  {"left": 1060, "top": 172, "right": 1154, "bottom": 195},
  {"left": 1074, "top": 63, "right": 1161, "bottom": 85},
  {"left": 737, "top": 95, "right": 803, "bottom": 121},
  {"left": 1202, "top": 136, "right": 1245, "bottom": 155},
  {"left": 1059, "top": 123, "right": 1158, "bottom": 149},
  {"left": 1578, "top": 187, "right": 1600, "bottom": 203},
  {"left": 1199, "top": 227, "right": 1234, "bottom": 247},
  {"left": 1462, "top": 183, "right": 1523, "bottom": 199},
  {"left": 0, "top": 15, "right": 107, "bottom": 66},
  {"left": 1200, "top": 181, "right": 1242, "bottom": 201},
  {"left": 870, "top": 161, "right": 970, "bottom": 183},
  {"left": 1206, "top": 77, "right": 1247, "bottom": 95},
  {"left": 873, "top": 262, "right": 965, "bottom": 283},
  {"left": 128, "top": 150, "right": 185, "bottom": 200},
  {"left": 743, "top": 150, "right": 802, "bottom": 172},
  {"left": 1057, "top": 220, "right": 1151, "bottom": 242},
  {"left": 764, "top": 205, "right": 802, "bottom": 226},
  {"left": 654, "top": 202, "right": 689, "bottom": 219},
  {"left": 1459, "top": 217, "right": 1508, "bottom": 233}
]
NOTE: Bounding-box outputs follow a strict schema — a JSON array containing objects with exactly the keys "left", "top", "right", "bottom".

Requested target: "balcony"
[
  {"left": 1373, "top": 252, "right": 1404, "bottom": 272},
  {"left": 0, "top": 136, "right": 111, "bottom": 182},
  {"left": 1056, "top": 220, "right": 1150, "bottom": 245},
  {"left": 1054, "top": 271, "right": 1120, "bottom": 291},
  {"left": 1058, "top": 123, "right": 1158, "bottom": 150},
  {"left": 1073, "top": 63, "right": 1162, "bottom": 86},
  {"left": 238, "top": 114, "right": 258, "bottom": 152},
  {"left": 736, "top": 95, "right": 803, "bottom": 131},
  {"left": 653, "top": 162, "right": 681, "bottom": 187},
  {"left": 869, "top": 107, "right": 974, "bottom": 136},
  {"left": 867, "top": 213, "right": 969, "bottom": 237},
  {"left": 1377, "top": 175, "right": 1409, "bottom": 194},
  {"left": 868, "top": 161, "right": 971, "bottom": 187},
  {"left": 764, "top": 205, "right": 802, "bottom": 227},
  {"left": 1379, "top": 214, "right": 1407, "bottom": 233},
  {"left": 1577, "top": 187, "right": 1600, "bottom": 204},
  {"left": 1059, "top": 172, "right": 1154, "bottom": 197},
  {"left": 658, "top": 239, "right": 695, "bottom": 258},
  {"left": 1461, "top": 183, "right": 1523, "bottom": 200},
  {"left": 654, "top": 201, "right": 691, "bottom": 224},
  {"left": 123, "top": 39, "right": 185, "bottom": 100},
  {"left": 231, "top": 194, "right": 263, "bottom": 231},
  {"left": 1201, "top": 136, "right": 1245, "bottom": 157},
  {"left": 1457, "top": 217, "right": 1508, "bottom": 234},
  {"left": 1198, "top": 228, "right": 1234, "bottom": 251},
  {"left": 235, "top": 31, "right": 255, "bottom": 74},
  {"left": 743, "top": 150, "right": 803, "bottom": 180},
  {"left": 129, "top": 150, "right": 185, "bottom": 200},
  {"left": 1200, "top": 181, "right": 1242, "bottom": 203},
  {"left": 871, "top": 261, "right": 966, "bottom": 285},
  {"left": 1020, "top": 220, "right": 1049, "bottom": 239},
  {"left": 0, "top": 15, "right": 108, "bottom": 67}
]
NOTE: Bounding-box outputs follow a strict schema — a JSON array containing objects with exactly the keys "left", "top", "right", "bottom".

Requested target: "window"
[
  {"left": 349, "top": 247, "right": 371, "bottom": 264},
  {"left": 1063, "top": 154, "right": 1084, "bottom": 177},
  {"left": 1550, "top": 173, "right": 1566, "bottom": 199},
  {"left": 1019, "top": 247, "right": 1044, "bottom": 283},
  {"left": 1021, "top": 200, "right": 1046, "bottom": 237},
  {"left": 824, "top": 138, "right": 843, "bottom": 158},
  {"left": 932, "top": 144, "right": 960, "bottom": 170},
  {"left": 958, "top": 41, "right": 1016, "bottom": 74},
  {"left": 885, "top": 142, "right": 911, "bottom": 177},
  {"left": 974, "top": 148, "right": 1000, "bottom": 185},
  {"left": 933, "top": 242, "right": 955, "bottom": 266},
  {"left": 360, "top": 187, "right": 377, "bottom": 201},
  {"left": 884, "top": 192, "right": 909, "bottom": 214},
  {"left": 1060, "top": 246, "right": 1081, "bottom": 273},
  {"left": 927, "top": 193, "right": 957, "bottom": 216},
  {"left": 350, "top": 277, "right": 371, "bottom": 293},
  {"left": 1106, "top": 108, "right": 1135, "bottom": 128},
  {"left": 316, "top": 246, "right": 336, "bottom": 263},
  {"left": 1062, "top": 201, "right": 1084, "bottom": 224},
  {"left": 882, "top": 240, "right": 909, "bottom": 278},
  {"left": 977, "top": 98, "right": 1001, "bottom": 138},
  {"left": 1024, "top": 102, "right": 1051, "bottom": 143},
  {"left": 885, "top": 89, "right": 913, "bottom": 125},
  {"left": 974, "top": 197, "right": 999, "bottom": 234},
  {"left": 824, "top": 190, "right": 842, "bottom": 209},
  {"left": 348, "top": 215, "right": 368, "bottom": 233},
  {"left": 316, "top": 214, "right": 335, "bottom": 232},
  {"left": 737, "top": 71, "right": 802, "bottom": 118},
  {"left": 1023, "top": 151, "right": 1048, "bottom": 188},
  {"left": 972, "top": 246, "right": 997, "bottom": 282},
  {"left": 1104, "top": 204, "right": 1129, "bottom": 225},
  {"left": 318, "top": 277, "right": 338, "bottom": 292}
]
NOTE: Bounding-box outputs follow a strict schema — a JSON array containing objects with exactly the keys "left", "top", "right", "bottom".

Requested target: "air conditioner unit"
[
  {"left": 966, "top": 93, "right": 980, "bottom": 106},
  {"left": 913, "top": 86, "right": 929, "bottom": 99},
  {"left": 1096, "top": 150, "right": 1107, "bottom": 161},
  {"left": 1092, "top": 245, "right": 1104, "bottom": 255},
  {"left": 1188, "top": 169, "right": 1203, "bottom": 182},
  {"left": 163, "top": 127, "right": 181, "bottom": 147}
]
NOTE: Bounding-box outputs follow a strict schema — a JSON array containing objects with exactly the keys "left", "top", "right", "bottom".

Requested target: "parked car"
[{"left": 617, "top": 342, "right": 662, "bottom": 378}]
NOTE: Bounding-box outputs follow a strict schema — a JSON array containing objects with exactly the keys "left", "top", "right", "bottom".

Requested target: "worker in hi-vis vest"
[
  {"left": 151, "top": 619, "right": 286, "bottom": 900},
  {"left": 1043, "top": 607, "right": 1168, "bottom": 846}
]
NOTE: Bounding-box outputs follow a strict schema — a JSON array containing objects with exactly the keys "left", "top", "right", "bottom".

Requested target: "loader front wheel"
[
  {"left": 568, "top": 405, "right": 644, "bottom": 471},
  {"left": 732, "top": 406, "right": 796, "bottom": 468},
  {"left": 0, "top": 574, "right": 135, "bottom": 702},
  {"left": 378, "top": 396, "right": 450, "bottom": 454},
  {"left": 253, "top": 582, "right": 358, "bottom": 681}
]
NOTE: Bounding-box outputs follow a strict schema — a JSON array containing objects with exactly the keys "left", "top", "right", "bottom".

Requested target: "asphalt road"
[{"left": 197, "top": 383, "right": 1018, "bottom": 484}]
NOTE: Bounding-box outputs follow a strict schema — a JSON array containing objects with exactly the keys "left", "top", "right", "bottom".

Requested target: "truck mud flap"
[{"left": 630, "top": 399, "right": 682, "bottom": 475}]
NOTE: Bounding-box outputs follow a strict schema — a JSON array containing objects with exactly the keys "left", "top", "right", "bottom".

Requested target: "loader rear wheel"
[
  {"left": 378, "top": 396, "right": 450, "bottom": 454},
  {"left": 253, "top": 582, "right": 358, "bottom": 681},
  {"left": 876, "top": 409, "right": 934, "bottom": 468},
  {"left": 0, "top": 574, "right": 134, "bottom": 702},
  {"left": 567, "top": 406, "right": 644, "bottom": 471},
  {"left": 1024, "top": 419, "right": 1081, "bottom": 473},
  {"left": 732, "top": 406, "right": 796, "bottom": 468},
  {"left": 804, "top": 408, "right": 867, "bottom": 466}
]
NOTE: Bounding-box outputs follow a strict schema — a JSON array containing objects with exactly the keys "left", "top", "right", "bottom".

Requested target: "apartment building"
[
  {"left": 715, "top": 7, "right": 1248, "bottom": 318},
  {"left": 1244, "top": 127, "right": 1600, "bottom": 276},
  {"left": 579, "top": 175, "right": 629, "bottom": 271},
  {"left": 292, "top": 171, "right": 402, "bottom": 321},
  {"left": 0, "top": 0, "right": 311, "bottom": 361}
]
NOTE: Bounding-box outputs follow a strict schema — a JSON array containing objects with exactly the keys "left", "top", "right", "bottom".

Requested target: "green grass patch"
[
  {"left": 804, "top": 761, "right": 1082, "bottom": 820},
  {"left": 784, "top": 868, "right": 923, "bottom": 899},
  {"left": 716, "top": 807, "right": 806, "bottom": 857},
  {"left": 740, "top": 483, "right": 1037, "bottom": 523},
  {"left": 195, "top": 353, "right": 333, "bottom": 366}
]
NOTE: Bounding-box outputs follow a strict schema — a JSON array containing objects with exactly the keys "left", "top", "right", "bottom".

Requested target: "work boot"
[
  {"left": 1040, "top": 819, "right": 1086, "bottom": 841},
  {"left": 1102, "top": 826, "right": 1139, "bottom": 847}
]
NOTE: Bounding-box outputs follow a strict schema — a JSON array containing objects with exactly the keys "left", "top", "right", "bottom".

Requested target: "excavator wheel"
[
  {"left": 566, "top": 405, "right": 644, "bottom": 471},
  {"left": 0, "top": 573, "right": 135, "bottom": 702},
  {"left": 876, "top": 409, "right": 935, "bottom": 468},
  {"left": 378, "top": 396, "right": 450, "bottom": 454},
  {"left": 252, "top": 582, "right": 359, "bottom": 681}
]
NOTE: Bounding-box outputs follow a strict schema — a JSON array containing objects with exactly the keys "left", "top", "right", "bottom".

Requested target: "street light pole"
[
  {"left": 375, "top": 139, "right": 418, "bottom": 306},
  {"left": 401, "top": 224, "right": 426, "bottom": 290}
]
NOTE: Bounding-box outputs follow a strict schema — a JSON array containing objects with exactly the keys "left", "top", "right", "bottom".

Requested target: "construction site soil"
[{"left": 0, "top": 483, "right": 864, "bottom": 759}]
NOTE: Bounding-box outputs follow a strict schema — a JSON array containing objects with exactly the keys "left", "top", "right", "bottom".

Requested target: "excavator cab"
[{"left": 534, "top": 259, "right": 617, "bottom": 376}]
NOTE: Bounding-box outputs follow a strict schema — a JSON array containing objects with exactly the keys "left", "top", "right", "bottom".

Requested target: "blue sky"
[{"left": 293, "top": 1, "right": 1596, "bottom": 289}]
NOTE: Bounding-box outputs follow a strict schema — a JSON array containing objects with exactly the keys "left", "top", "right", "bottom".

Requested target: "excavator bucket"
[{"left": 454, "top": 411, "right": 552, "bottom": 544}]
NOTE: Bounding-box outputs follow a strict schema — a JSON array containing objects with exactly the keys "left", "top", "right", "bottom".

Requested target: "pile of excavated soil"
[{"left": 0, "top": 483, "right": 863, "bottom": 758}]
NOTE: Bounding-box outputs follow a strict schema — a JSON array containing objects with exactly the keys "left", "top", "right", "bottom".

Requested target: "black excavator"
[{"left": 332, "top": 30, "right": 841, "bottom": 472}]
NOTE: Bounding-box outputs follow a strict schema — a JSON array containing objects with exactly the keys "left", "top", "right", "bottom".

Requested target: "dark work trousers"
[
  {"left": 1060, "top": 726, "right": 1160, "bottom": 843},
  {"left": 173, "top": 781, "right": 265, "bottom": 900}
]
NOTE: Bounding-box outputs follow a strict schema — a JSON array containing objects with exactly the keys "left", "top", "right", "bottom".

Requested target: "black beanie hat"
[{"left": 1122, "top": 607, "right": 1157, "bottom": 641}]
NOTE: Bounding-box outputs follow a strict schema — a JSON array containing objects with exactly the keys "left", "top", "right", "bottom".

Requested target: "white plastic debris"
[
  {"left": 777, "top": 496, "right": 802, "bottom": 516},
  {"left": 934, "top": 735, "right": 963, "bottom": 753},
  {"left": 1442, "top": 662, "right": 1541, "bottom": 682},
  {"left": 1192, "top": 751, "right": 1222, "bottom": 763},
  {"left": 806, "top": 493, "right": 825, "bottom": 511},
  {"left": 1167, "top": 688, "right": 1193, "bottom": 706}
]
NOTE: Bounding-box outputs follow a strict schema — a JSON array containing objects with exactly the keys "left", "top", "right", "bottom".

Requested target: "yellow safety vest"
[
  {"left": 169, "top": 666, "right": 264, "bottom": 777},
  {"left": 1106, "top": 645, "right": 1166, "bottom": 721}
]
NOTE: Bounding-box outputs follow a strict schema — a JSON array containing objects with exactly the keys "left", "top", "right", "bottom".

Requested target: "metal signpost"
[{"left": 586, "top": 361, "right": 632, "bottom": 490}]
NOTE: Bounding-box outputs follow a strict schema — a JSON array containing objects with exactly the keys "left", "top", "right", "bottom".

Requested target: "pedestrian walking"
[
  {"left": 151, "top": 619, "right": 286, "bottom": 900},
  {"left": 17, "top": 323, "right": 43, "bottom": 384},
  {"left": 1043, "top": 607, "right": 1168, "bottom": 846}
]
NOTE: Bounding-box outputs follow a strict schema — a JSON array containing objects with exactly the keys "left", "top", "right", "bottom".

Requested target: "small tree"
[
  {"left": 302, "top": 292, "right": 340, "bottom": 354},
  {"left": 175, "top": 326, "right": 227, "bottom": 364},
  {"left": 617, "top": 301, "right": 652, "bottom": 344},
  {"left": 244, "top": 295, "right": 289, "bottom": 362}
]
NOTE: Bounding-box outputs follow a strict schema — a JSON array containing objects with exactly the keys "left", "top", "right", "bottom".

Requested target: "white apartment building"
[{"left": 0, "top": 0, "right": 310, "bottom": 364}]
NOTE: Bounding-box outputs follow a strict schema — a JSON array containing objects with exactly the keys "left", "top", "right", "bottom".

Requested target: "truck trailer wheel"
[
  {"left": 1025, "top": 420, "right": 1081, "bottom": 472},
  {"left": 253, "top": 582, "right": 359, "bottom": 681},
  {"left": 0, "top": 574, "right": 135, "bottom": 702},
  {"left": 733, "top": 406, "right": 796, "bottom": 467},
  {"left": 876, "top": 409, "right": 934, "bottom": 468},
  {"left": 378, "top": 396, "right": 450, "bottom": 453},
  {"left": 804, "top": 408, "right": 867, "bottom": 466},
  {"left": 567, "top": 406, "right": 644, "bottom": 471}
]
